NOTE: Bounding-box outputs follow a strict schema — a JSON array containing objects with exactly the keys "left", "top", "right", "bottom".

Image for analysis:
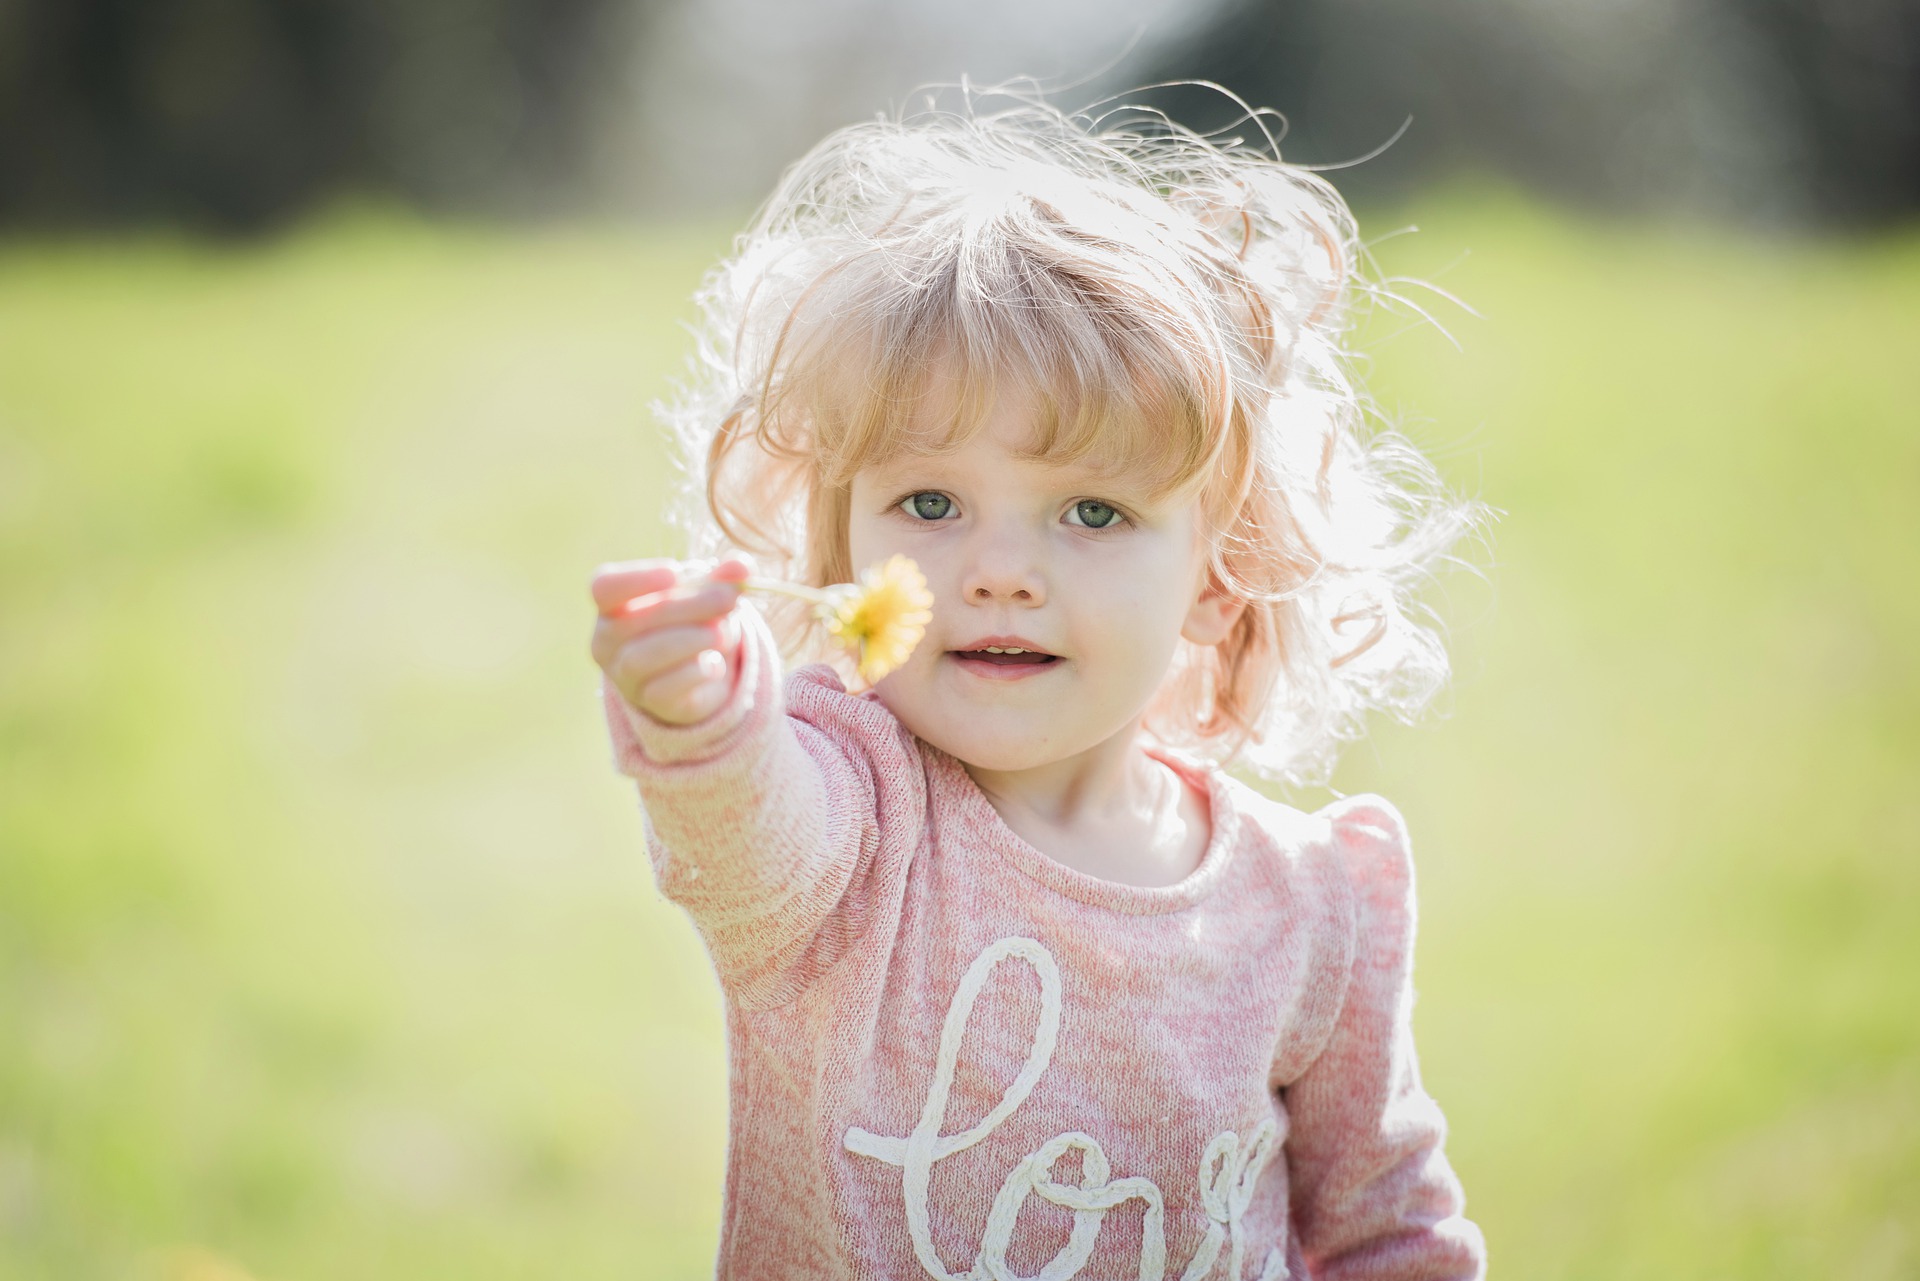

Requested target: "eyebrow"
[{"left": 872, "top": 452, "right": 1152, "bottom": 492}]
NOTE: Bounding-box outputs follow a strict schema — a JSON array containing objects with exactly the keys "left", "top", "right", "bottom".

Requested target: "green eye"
[
  {"left": 1070, "top": 500, "right": 1120, "bottom": 529},
  {"left": 905, "top": 492, "right": 952, "bottom": 520}
]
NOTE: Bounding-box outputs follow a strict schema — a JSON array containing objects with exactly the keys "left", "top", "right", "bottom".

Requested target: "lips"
[
  {"left": 949, "top": 635, "right": 1057, "bottom": 658},
  {"left": 946, "top": 634, "right": 1062, "bottom": 678},
  {"left": 954, "top": 650, "right": 1059, "bottom": 665}
]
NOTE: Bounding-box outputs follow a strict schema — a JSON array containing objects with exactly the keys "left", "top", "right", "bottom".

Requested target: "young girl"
[{"left": 589, "top": 92, "right": 1487, "bottom": 1281}]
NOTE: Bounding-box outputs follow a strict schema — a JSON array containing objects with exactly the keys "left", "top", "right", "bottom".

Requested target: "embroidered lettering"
[{"left": 844, "top": 937, "right": 1287, "bottom": 1281}]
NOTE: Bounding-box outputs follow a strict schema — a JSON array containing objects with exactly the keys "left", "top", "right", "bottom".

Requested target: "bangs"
[{"left": 762, "top": 197, "right": 1243, "bottom": 505}]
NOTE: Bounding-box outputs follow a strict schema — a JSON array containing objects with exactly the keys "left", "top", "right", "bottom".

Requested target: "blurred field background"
[{"left": 3, "top": 0, "right": 1918, "bottom": 1278}]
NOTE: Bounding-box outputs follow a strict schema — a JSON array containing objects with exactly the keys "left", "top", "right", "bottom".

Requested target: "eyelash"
[{"left": 891, "top": 491, "right": 1132, "bottom": 531}]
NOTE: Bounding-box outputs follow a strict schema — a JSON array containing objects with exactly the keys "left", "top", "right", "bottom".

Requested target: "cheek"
[
  {"left": 1109, "top": 542, "right": 1203, "bottom": 616},
  {"left": 1075, "top": 573, "right": 1188, "bottom": 675},
  {"left": 845, "top": 482, "right": 904, "bottom": 564},
  {"left": 1112, "top": 554, "right": 1209, "bottom": 660}
]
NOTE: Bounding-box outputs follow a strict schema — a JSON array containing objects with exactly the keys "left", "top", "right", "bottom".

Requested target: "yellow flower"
[
  {"left": 727, "top": 554, "right": 934, "bottom": 687},
  {"left": 819, "top": 555, "right": 934, "bottom": 685}
]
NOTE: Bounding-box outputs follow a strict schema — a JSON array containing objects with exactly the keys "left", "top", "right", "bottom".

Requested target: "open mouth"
[
  {"left": 948, "top": 646, "right": 1063, "bottom": 681},
  {"left": 951, "top": 650, "right": 1060, "bottom": 666}
]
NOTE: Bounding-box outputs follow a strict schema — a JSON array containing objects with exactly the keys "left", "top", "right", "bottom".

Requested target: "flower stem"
[{"left": 734, "top": 575, "right": 833, "bottom": 606}]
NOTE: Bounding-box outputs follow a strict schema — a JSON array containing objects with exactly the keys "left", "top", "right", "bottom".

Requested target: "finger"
[
  {"left": 636, "top": 651, "right": 730, "bottom": 725},
  {"left": 593, "top": 609, "right": 724, "bottom": 675},
  {"left": 708, "top": 555, "right": 755, "bottom": 585},
  {"left": 606, "top": 623, "right": 727, "bottom": 698},
  {"left": 590, "top": 559, "right": 680, "bottom": 613},
  {"left": 601, "top": 577, "right": 742, "bottom": 627}
]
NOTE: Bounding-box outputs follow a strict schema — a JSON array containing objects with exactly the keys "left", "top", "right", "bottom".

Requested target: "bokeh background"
[{"left": 2, "top": 1, "right": 1917, "bottom": 1278}]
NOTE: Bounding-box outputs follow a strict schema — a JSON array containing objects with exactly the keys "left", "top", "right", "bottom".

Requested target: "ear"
[{"left": 1181, "top": 574, "right": 1245, "bottom": 648}]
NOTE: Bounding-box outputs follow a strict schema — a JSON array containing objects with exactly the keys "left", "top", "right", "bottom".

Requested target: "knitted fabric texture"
[{"left": 603, "top": 599, "right": 1486, "bottom": 1280}]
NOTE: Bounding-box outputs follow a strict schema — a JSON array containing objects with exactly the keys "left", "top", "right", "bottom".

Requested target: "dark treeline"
[
  {"left": 0, "top": 0, "right": 640, "bottom": 233},
  {"left": 1, "top": 0, "right": 1915, "bottom": 232},
  {"left": 1146, "top": 0, "right": 1920, "bottom": 227}
]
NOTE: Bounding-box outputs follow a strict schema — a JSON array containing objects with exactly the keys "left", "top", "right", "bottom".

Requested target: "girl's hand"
[{"left": 590, "top": 556, "right": 751, "bottom": 726}]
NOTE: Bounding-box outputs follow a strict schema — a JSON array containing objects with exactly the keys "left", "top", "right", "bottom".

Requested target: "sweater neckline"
[{"left": 924, "top": 740, "right": 1242, "bottom": 915}]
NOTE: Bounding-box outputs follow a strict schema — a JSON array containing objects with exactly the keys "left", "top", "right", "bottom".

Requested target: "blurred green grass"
[{"left": 1, "top": 192, "right": 1915, "bottom": 1279}]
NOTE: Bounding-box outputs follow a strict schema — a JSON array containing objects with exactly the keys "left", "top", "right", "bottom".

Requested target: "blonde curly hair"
[{"left": 657, "top": 85, "right": 1484, "bottom": 785}]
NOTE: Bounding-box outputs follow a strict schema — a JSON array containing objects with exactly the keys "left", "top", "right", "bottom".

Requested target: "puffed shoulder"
[
  {"left": 1313, "top": 792, "right": 1420, "bottom": 962},
  {"left": 1216, "top": 784, "right": 1413, "bottom": 899},
  {"left": 1315, "top": 793, "right": 1413, "bottom": 883}
]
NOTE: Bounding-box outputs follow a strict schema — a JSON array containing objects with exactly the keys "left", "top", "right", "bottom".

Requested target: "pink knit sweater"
[{"left": 602, "top": 601, "right": 1486, "bottom": 1281}]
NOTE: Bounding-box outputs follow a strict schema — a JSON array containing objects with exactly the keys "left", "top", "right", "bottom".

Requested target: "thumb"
[
  {"left": 717, "top": 597, "right": 749, "bottom": 658},
  {"left": 710, "top": 554, "right": 755, "bottom": 586}
]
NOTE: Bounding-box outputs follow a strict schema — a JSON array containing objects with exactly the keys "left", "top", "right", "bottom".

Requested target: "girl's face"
[{"left": 845, "top": 395, "right": 1242, "bottom": 774}]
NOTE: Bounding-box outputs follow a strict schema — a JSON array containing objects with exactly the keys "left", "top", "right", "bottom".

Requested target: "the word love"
[{"left": 845, "top": 937, "right": 1288, "bottom": 1281}]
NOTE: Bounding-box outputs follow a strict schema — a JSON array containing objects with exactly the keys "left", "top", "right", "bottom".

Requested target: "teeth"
[{"left": 983, "top": 646, "right": 1027, "bottom": 654}]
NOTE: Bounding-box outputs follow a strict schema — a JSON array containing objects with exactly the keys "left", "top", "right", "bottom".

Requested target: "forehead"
[{"left": 862, "top": 402, "right": 1172, "bottom": 498}]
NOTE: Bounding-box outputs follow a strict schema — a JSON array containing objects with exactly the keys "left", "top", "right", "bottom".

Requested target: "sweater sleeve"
[
  {"left": 1283, "top": 796, "right": 1486, "bottom": 1281},
  {"left": 599, "top": 597, "right": 883, "bottom": 1010}
]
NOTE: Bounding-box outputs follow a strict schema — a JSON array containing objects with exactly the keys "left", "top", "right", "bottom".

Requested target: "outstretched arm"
[
  {"left": 1284, "top": 797, "right": 1486, "bottom": 1281},
  {"left": 590, "top": 558, "right": 879, "bottom": 1009}
]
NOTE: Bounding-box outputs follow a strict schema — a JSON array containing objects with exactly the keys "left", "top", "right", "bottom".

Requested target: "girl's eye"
[
  {"left": 900, "top": 492, "right": 954, "bottom": 521},
  {"left": 1065, "top": 499, "right": 1123, "bottom": 529}
]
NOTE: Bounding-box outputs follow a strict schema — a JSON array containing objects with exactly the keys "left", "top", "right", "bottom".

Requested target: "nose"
[{"left": 959, "top": 527, "right": 1047, "bottom": 605}]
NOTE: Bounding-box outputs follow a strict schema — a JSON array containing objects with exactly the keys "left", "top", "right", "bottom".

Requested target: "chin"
[{"left": 893, "top": 714, "right": 1059, "bottom": 772}]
